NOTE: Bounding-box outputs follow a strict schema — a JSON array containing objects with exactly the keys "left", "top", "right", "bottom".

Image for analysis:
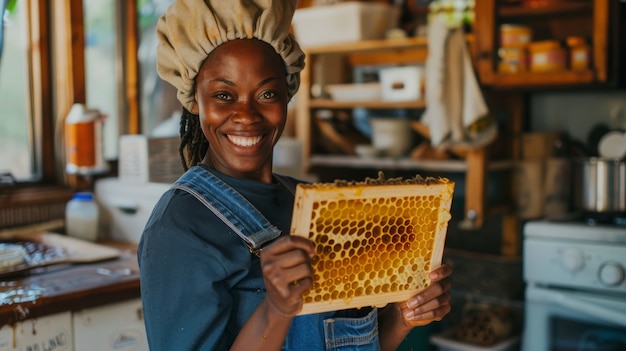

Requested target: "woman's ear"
[{"left": 191, "top": 92, "right": 200, "bottom": 114}]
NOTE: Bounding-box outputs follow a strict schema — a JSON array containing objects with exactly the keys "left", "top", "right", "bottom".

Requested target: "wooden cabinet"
[
  {"left": 473, "top": 0, "right": 622, "bottom": 88},
  {"left": 294, "top": 38, "right": 509, "bottom": 234}
]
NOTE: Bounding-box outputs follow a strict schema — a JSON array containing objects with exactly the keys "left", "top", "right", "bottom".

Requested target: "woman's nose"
[{"left": 231, "top": 100, "right": 261, "bottom": 123}]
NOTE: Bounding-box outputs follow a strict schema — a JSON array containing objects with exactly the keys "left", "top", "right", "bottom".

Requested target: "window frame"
[{"left": 0, "top": 0, "right": 140, "bottom": 229}]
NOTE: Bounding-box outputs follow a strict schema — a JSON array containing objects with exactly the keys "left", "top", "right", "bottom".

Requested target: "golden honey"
[
  {"left": 566, "top": 36, "right": 589, "bottom": 71},
  {"left": 290, "top": 172, "right": 454, "bottom": 315},
  {"left": 528, "top": 40, "right": 566, "bottom": 73}
]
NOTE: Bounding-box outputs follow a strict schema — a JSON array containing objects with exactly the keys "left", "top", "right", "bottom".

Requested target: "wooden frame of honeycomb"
[{"left": 290, "top": 175, "right": 454, "bottom": 315}]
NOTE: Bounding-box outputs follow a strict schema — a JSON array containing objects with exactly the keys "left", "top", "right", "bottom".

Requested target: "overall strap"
[
  {"left": 171, "top": 166, "right": 281, "bottom": 256},
  {"left": 273, "top": 173, "right": 297, "bottom": 196}
]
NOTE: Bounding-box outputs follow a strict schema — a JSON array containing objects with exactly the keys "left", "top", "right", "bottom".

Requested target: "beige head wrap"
[{"left": 156, "top": 0, "right": 306, "bottom": 112}]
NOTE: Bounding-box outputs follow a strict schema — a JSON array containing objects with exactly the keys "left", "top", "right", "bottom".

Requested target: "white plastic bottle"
[{"left": 65, "top": 192, "right": 99, "bottom": 242}]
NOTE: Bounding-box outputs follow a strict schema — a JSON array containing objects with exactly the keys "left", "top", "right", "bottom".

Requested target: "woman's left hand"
[{"left": 397, "top": 264, "right": 453, "bottom": 327}]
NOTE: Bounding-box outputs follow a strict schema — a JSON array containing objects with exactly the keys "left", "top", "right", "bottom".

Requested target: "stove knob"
[
  {"left": 599, "top": 262, "right": 625, "bottom": 287},
  {"left": 561, "top": 248, "right": 585, "bottom": 272}
]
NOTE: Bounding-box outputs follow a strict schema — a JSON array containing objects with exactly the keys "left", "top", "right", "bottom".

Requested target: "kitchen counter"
[{"left": 0, "top": 243, "right": 140, "bottom": 327}]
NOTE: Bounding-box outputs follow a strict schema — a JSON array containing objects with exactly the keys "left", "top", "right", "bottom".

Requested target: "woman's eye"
[
  {"left": 260, "top": 91, "right": 276, "bottom": 99},
  {"left": 215, "top": 92, "right": 231, "bottom": 101}
]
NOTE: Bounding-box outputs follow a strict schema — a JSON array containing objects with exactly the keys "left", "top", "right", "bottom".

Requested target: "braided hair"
[{"left": 179, "top": 108, "right": 209, "bottom": 171}]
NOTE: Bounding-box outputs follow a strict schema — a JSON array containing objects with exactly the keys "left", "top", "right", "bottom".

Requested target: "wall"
[{"left": 530, "top": 91, "right": 626, "bottom": 143}]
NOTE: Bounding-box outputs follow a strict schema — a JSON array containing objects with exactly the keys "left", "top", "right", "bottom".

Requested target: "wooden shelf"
[
  {"left": 302, "top": 37, "right": 429, "bottom": 55},
  {"left": 487, "top": 69, "right": 595, "bottom": 88},
  {"left": 475, "top": 0, "right": 611, "bottom": 86},
  {"left": 498, "top": 2, "right": 593, "bottom": 18},
  {"left": 310, "top": 155, "right": 515, "bottom": 173},
  {"left": 310, "top": 99, "right": 426, "bottom": 109}
]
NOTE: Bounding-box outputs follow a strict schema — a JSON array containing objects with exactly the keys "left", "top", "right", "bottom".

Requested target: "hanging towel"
[{"left": 421, "top": 19, "right": 495, "bottom": 149}]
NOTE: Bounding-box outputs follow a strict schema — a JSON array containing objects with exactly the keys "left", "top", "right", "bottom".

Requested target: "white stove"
[
  {"left": 524, "top": 220, "right": 626, "bottom": 294},
  {"left": 522, "top": 220, "right": 626, "bottom": 351}
]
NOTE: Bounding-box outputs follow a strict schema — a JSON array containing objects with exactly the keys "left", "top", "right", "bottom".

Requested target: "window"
[
  {"left": 137, "top": 0, "right": 178, "bottom": 136},
  {"left": 84, "top": 0, "right": 119, "bottom": 160},
  {"left": 0, "top": 1, "right": 140, "bottom": 184},
  {"left": 0, "top": 0, "right": 142, "bottom": 228},
  {"left": 0, "top": 0, "right": 34, "bottom": 181}
]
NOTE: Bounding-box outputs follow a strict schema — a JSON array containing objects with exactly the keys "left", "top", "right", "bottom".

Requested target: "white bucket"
[
  {"left": 370, "top": 118, "right": 413, "bottom": 158},
  {"left": 273, "top": 137, "right": 304, "bottom": 177}
]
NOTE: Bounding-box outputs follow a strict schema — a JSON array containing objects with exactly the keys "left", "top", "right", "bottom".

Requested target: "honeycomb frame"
[{"left": 290, "top": 176, "right": 454, "bottom": 315}]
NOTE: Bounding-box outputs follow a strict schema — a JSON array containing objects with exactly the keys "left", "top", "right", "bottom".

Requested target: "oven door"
[{"left": 522, "top": 284, "right": 626, "bottom": 351}]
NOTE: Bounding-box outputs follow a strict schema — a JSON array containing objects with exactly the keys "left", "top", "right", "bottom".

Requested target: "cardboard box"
[
  {"left": 520, "top": 132, "right": 561, "bottom": 159},
  {"left": 118, "top": 135, "right": 183, "bottom": 184}
]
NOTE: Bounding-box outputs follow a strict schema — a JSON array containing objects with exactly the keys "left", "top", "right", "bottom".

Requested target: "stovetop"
[{"left": 524, "top": 219, "right": 626, "bottom": 245}]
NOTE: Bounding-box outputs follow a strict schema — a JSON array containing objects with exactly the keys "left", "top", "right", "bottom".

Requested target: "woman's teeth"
[{"left": 228, "top": 135, "right": 262, "bottom": 147}]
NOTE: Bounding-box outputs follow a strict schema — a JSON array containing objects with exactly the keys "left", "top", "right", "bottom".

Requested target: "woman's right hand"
[{"left": 260, "top": 236, "right": 316, "bottom": 317}]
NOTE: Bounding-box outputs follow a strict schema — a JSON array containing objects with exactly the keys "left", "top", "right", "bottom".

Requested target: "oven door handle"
[{"left": 549, "top": 290, "right": 626, "bottom": 327}]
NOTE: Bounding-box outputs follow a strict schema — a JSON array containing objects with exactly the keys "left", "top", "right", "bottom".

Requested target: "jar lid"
[
  {"left": 598, "top": 131, "right": 626, "bottom": 159},
  {"left": 73, "top": 192, "right": 94, "bottom": 201},
  {"left": 500, "top": 24, "right": 532, "bottom": 31},
  {"left": 528, "top": 40, "right": 562, "bottom": 52},
  {"left": 498, "top": 47, "right": 526, "bottom": 54},
  {"left": 566, "top": 36, "right": 586, "bottom": 47}
]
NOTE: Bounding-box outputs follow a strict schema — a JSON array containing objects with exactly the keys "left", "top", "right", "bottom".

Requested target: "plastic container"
[
  {"left": 95, "top": 178, "right": 171, "bottom": 243},
  {"left": 379, "top": 65, "right": 423, "bottom": 102},
  {"left": 325, "top": 83, "right": 382, "bottom": 101},
  {"left": 66, "top": 192, "right": 99, "bottom": 242},
  {"left": 291, "top": 2, "right": 400, "bottom": 47},
  {"left": 430, "top": 328, "right": 520, "bottom": 351}
]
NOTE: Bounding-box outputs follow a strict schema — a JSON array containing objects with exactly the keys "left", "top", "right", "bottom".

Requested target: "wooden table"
[{"left": 0, "top": 243, "right": 141, "bottom": 328}]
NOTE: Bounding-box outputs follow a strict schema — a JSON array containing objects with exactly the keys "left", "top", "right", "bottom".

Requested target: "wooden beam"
[
  {"left": 295, "top": 51, "right": 313, "bottom": 172},
  {"left": 473, "top": 0, "right": 496, "bottom": 84},
  {"left": 593, "top": 0, "right": 609, "bottom": 82},
  {"left": 28, "top": 0, "right": 55, "bottom": 181},
  {"left": 501, "top": 213, "right": 521, "bottom": 256},
  {"left": 52, "top": 0, "right": 86, "bottom": 188},
  {"left": 121, "top": 1, "right": 140, "bottom": 135},
  {"left": 464, "top": 148, "right": 487, "bottom": 228}
]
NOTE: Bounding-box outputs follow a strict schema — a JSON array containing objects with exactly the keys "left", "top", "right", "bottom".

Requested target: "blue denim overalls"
[{"left": 173, "top": 166, "right": 381, "bottom": 350}]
